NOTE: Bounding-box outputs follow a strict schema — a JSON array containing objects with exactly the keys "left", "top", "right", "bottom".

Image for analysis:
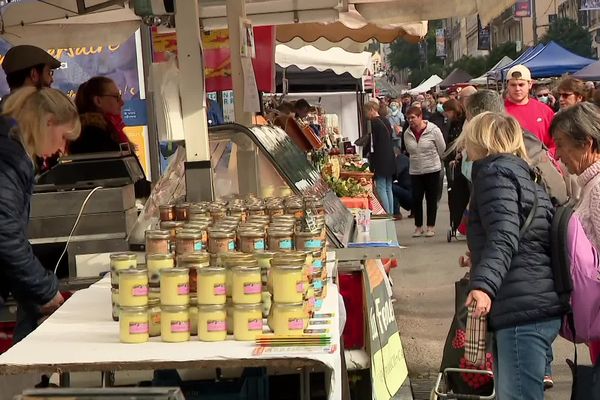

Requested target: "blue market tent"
[
  {"left": 498, "top": 42, "right": 595, "bottom": 80},
  {"left": 492, "top": 43, "right": 545, "bottom": 80}
]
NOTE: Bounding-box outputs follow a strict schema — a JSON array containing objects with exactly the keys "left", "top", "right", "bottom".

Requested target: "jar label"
[
  {"left": 129, "top": 322, "right": 149, "bottom": 334},
  {"left": 288, "top": 318, "right": 304, "bottom": 330},
  {"left": 132, "top": 285, "right": 148, "bottom": 296},
  {"left": 313, "top": 260, "right": 323, "bottom": 268},
  {"left": 214, "top": 283, "right": 226, "bottom": 295},
  {"left": 315, "top": 299, "right": 323, "bottom": 309},
  {"left": 248, "top": 319, "right": 263, "bottom": 331},
  {"left": 279, "top": 239, "right": 292, "bottom": 250},
  {"left": 171, "top": 320, "right": 190, "bottom": 333},
  {"left": 244, "top": 282, "right": 261, "bottom": 294},
  {"left": 177, "top": 283, "right": 190, "bottom": 295},
  {"left": 309, "top": 297, "right": 316, "bottom": 307},
  {"left": 254, "top": 239, "right": 265, "bottom": 250},
  {"left": 313, "top": 280, "right": 324, "bottom": 290},
  {"left": 304, "top": 239, "right": 322, "bottom": 249},
  {"left": 207, "top": 320, "right": 226, "bottom": 332},
  {"left": 194, "top": 241, "right": 203, "bottom": 252},
  {"left": 228, "top": 241, "right": 235, "bottom": 251},
  {"left": 296, "top": 281, "right": 305, "bottom": 293}
]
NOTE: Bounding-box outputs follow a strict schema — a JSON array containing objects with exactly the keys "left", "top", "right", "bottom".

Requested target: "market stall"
[{"left": 407, "top": 74, "right": 443, "bottom": 94}]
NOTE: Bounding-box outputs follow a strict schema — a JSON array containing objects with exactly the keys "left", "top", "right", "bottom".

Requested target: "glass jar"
[
  {"left": 270, "top": 264, "right": 305, "bottom": 303},
  {"left": 175, "top": 229, "right": 204, "bottom": 254},
  {"left": 228, "top": 205, "right": 248, "bottom": 222},
  {"left": 255, "top": 251, "right": 275, "bottom": 287},
  {"left": 273, "top": 252, "right": 312, "bottom": 283},
  {"left": 196, "top": 266, "right": 227, "bottom": 305},
  {"left": 271, "top": 215, "right": 296, "bottom": 225},
  {"left": 189, "top": 295, "right": 199, "bottom": 335},
  {"left": 145, "top": 230, "right": 171, "bottom": 255},
  {"left": 159, "top": 204, "right": 175, "bottom": 222},
  {"left": 177, "top": 252, "right": 210, "bottom": 294},
  {"left": 148, "top": 298, "right": 161, "bottom": 337},
  {"left": 175, "top": 203, "right": 190, "bottom": 221},
  {"left": 149, "top": 287, "right": 160, "bottom": 302},
  {"left": 231, "top": 264, "right": 262, "bottom": 304},
  {"left": 118, "top": 269, "right": 148, "bottom": 307},
  {"left": 248, "top": 204, "right": 266, "bottom": 216},
  {"left": 268, "top": 228, "right": 294, "bottom": 251},
  {"left": 146, "top": 253, "right": 174, "bottom": 286},
  {"left": 262, "top": 291, "right": 272, "bottom": 318},
  {"left": 238, "top": 228, "right": 266, "bottom": 253},
  {"left": 119, "top": 306, "right": 149, "bottom": 343},
  {"left": 266, "top": 203, "right": 284, "bottom": 218},
  {"left": 160, "top": 221, "right": 185, "bottom": 240},
  {"left": 197, "top": 304, "right": 227, "bottom": 342},
  {"left": 233, "top": 303, "right": 263, "bottom": 341},
  {"left": 208, "top": 229, "right": 236, "bottom": 254},
  {"left": 184, "top": 223, "right": 209, "bottom": 248},
  {"left": 110, "top": 252, "right": 137, "bottom": 288},
  {"left": 209, "top": 206, "right": 227, "bottom": 223},
  {"left": 111, "top": 287, "right": 119, "bottom": 321},
  {"left": 160, "top": 268, "right": 190, "bottom": 306},
  {"left": 189, "top": 203, "right": 209, "bottom": 218},
  {"left": 223, "top": 254, "right": 255, "bottom": 296},
  {"left": 294, "top": 230, "right": 323, "bottom": 251},
  {"left": 286, "top": 205, "right": 305, "bottom": 220},
  {"left": 161, "top": 305, "right": 190, "bottom": 342},
  {"left": 268, "top": 302, "right": 307, "bottom": 335}
]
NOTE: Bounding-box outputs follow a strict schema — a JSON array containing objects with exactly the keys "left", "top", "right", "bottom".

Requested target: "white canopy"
[
  {"left": 469, "top": 56, "right": 513, "bottom": 85},
  {"left": 408, "top": 75, "right": 443, "bottom": 94},
  {"left": 275, "top": 44, "right": 372, "bottom": 79}
]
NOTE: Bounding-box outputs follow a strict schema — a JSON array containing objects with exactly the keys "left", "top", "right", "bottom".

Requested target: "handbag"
[{"left": 567, "top": 313, "right": 600, "bottom": 399}]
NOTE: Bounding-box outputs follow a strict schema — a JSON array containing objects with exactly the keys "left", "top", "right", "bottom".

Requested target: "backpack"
[
  {"left": 523, "top": 130, "right": 568, "bottom": 206},
  {"left": 551, "top": 206, "right": 600, "bottom": 344}
]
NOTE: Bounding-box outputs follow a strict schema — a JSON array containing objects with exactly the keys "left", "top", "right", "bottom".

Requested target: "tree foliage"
[{"left": 540, "top": 17, "right": 593, "bottom": 58}]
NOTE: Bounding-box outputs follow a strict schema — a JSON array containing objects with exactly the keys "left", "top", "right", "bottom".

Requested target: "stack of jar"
[{"left": 110, "top": 252, "right": 138, "bottom": 321}]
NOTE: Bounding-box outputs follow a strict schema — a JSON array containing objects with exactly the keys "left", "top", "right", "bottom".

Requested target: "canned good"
[
  {"left": 268, "top": 302, "right": 308, "bottom": 335},
  {"left": 268, "top": 229, "right": 294, "bottom": 251},
  {"left": 161, "top": 305, "right": 190, "bottom": 342},
  {"left": 175, "top": 229, "right": 204, "bottom": 254},
  {"left": 145, "top": 230, "right": 171, "bottom": 254},
  {"left": 197, "top": 304, "right": 227, "bottom": 342},
  {"left": 231, "top": 264, "right": 262, "bottom": 304},
  {"left": 146, "top": 253, "right": 174, "bottom": 286},
  {"left": 118, "top": 269, "right": 148, "bottom": 307},
  {"left": 233, "top": 303, "right": 263, "bottom": 341},
  {"left": 110, "top": 252, "right": 137, "bottom": 288},
  {"left": 159, "top": 204, "right": 175, "bottom": 222},
  {"left": 119, "top": 306, "right": 149, "bottom": 343},
  {"left": 270, "top": 264, "right": 305, "bottom": 303},
  {"left": 238, "top": 228, "right": 266, "bottom": 253},
  {"left": 208, "top": 229, "right": 236, "bottom": 254},
  {"left": 196, "top": 266, "right": 227, "bottom": 305},
  {"left": 160, "top": 268, "right": 190, "bottom": 306},
  {"left": 175, "top": 203, "right": 190, "bottom": 221},
  {"left": 148, "top": 298, "right": 161, "bottom": 337}
]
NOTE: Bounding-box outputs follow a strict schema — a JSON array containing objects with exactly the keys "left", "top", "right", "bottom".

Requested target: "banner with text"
[
  {"left": 435, "top": 29, "right": 446, "bottom": 58},
  {"left": 514, "top": 0, "right": 532, "bottom": 17},
  {"left": 581, "top": 0, "right": 600, "bottom": 10},
  {"left": 477, "top": 16, "right": 491, "bottom": 51}
]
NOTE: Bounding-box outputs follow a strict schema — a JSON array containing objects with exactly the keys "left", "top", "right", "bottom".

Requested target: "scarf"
[{"left": 104, "top": 113, "right": 130, "bottom": 147}]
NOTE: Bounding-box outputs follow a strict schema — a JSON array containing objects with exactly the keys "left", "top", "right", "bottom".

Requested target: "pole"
[
  {"left": 175, "top": 0, "right": 214, "bottom": 201},
  {"left": 227, "top": 0, "right": 254, "bottom": 126},
  {"left": 532, "top": 0, "right": 538, "bottom": 45}
]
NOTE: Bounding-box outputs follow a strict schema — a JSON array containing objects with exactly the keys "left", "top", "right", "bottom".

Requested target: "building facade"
[{"left": 559, "top": 0, "right": 600, "bottom": 57}]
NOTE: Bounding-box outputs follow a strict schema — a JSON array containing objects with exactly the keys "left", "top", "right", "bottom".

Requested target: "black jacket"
[
  {"left": 394, "top": 153, "right": 411, "bottom": 189},
  {"left": 69, "top": 112, "right": 124, "bottom": 154},
  {"left": 370, "top": 117, "right": 396, "bottom": 177},
  {"left": 468, "top": 154, "right": 564, "bottom": 330},
  {"left": 444, "top": 116, "right": 466, "bottom": 161},
  {"left": 429, "top": 111, "right": 449, "bottom": 140},
  {"left": 0, "top": 117, "right": 59, "bottom": 306}
]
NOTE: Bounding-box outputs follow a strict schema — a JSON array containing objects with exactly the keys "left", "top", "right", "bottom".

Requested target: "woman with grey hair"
[{"left": 550, "top": 101, "right": 600, "bottom": 366}]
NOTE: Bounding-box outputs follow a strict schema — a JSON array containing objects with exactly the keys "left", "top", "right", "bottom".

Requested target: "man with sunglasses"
[{"left": 504, "top": 65, "right": 556, "bottom": 156}]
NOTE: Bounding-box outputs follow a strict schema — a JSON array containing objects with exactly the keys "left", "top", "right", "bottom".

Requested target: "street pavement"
[{"left": 390, "top": 193, "right": 591, "bottom": 400}]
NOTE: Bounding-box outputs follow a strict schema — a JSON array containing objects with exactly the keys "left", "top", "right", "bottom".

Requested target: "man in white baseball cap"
[{"left": 504, "top": 64, "right": 556, "bottom": 156}]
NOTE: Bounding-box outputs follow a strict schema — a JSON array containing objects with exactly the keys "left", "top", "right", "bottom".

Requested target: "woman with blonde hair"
[
  {"left": 0, "top": 87, "right": 80, "bottom": 342},
  {"left": 459, "top": 112, "right": 564, "bottom": 399}
]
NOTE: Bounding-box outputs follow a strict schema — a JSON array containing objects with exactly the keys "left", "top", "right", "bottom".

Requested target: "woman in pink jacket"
[{"left": 551, "top": 102, "right": 600, "bottom": 365}]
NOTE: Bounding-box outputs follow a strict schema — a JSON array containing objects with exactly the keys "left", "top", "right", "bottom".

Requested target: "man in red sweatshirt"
[{"left": 504, "top": 65, "right": 556, "bottom": 156}]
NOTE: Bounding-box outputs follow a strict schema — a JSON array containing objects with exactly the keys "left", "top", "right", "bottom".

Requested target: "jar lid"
[
  {"left": 160, "top": 221, "right": 185, "bottom": 228},
  {"left": 176, "top": 231, "right": 203, "bottom": 240},
  {"left": 160, "top": 267, "right": 189, "bottom": 276},
  {"left": 233, "top": 303, "right": 262, "bottom": 310},
  {"left": 118, "top": 268, "right": 147, "bottom": 276},
  {"left": 159, "top": 204, "right": 174, "bottom": 210},
  {"left": 160, "top": 305, "right": 189, "bottom": 312},
  {"left": 197, "top": 304, "right": 226, "bottom": 311},
  {"left": 294, "top": 230, "right": 321, "bottom": 238},
  {"left": 197, "top": 266, "right": 225, "bottom": 273},
  {"left": 231, "top": 264, "right": 260, "bottom": 272},
  {"left": 268, "top": 228, "right": 294, "bottom": 236},
  {"left": 271, "top": 264, "right": 303, "bottom": 271},
  {"left": 146, "top": 253, "right": 174, "bottom": 261},
  {"left": 148, "top": 298, "right": 160, "bottom": 306},
  {"left": 208, "top": 229, "right": 236, "bottom": 239},
  {"left": 110, "top": 252, "right": 137, "bottom": 261},
  {"left": 146, "top": 229, "right": 170, "bottom": 238},
  {"left": 238, "top": 228, "right": 264, "bottom": 237},
  {"left": 272, "top": 302, "right": 304, "bottom": 308},
  {"left": 119, "top": 306, "right": 148, "bottom": 312},
  {"left": 254, "top": 251, "right": 276, "bottom": 259},
  {"left": 248, "top": 204, "right": 265, "bottom": 211},
  {"left": 177, "top": 252, "right": 210, "bottom": 263},
  {"left": 150, "top": 287, "right": 160, "bottom": 293},
  {"left": 175, "top": 203, "right": 190, "bottom": 210},
  {"left": 190, "top": 295, "right": 198, "bottom": 305}
]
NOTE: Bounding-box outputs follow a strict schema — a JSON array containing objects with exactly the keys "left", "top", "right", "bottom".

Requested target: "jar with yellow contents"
[
  {"left": 222, "top": 253, "right": 255, "bottom": 295},
  {"left": 160, "top": 268, "right": 190, "bottom": 306},
  {"left": 177, "top": 252, "right": 210, "bottom": 294},
  {"left": 270, "top": 264, "right": 305, "bottom": 303},
  {"left": 148, "top": 298, "right": 161, "bottom": 337},
  {"left": 146, "top": 253, "right": 174, "bottom": 287},
  {"left": 197, "top": 304, "right": 227, "bottom": 342},
  {"left": 110, "top": 252, "right": 137, "bottom": 288},
  {"left": 161, "top": 305, "right": 190, "bottom": 342},
  {"left": 273, "top": 251, "right": 312, "bottom": 282},
  {"left": 189, "top": 295, "right": 199, "bottom": 335},
  {"left": 231, "top": 263, "right": 262, "bottom": 304},
  {"left": 268, "top": 302, "right": 308, "bottom": 335},
  {"left": 196, "top": 266, "right": 227, "bottom": 305},
  {"left": 238, "top": 228, "right": 266, "bottom": 253},
  {"left": 208, "top": 229, "right": 236, "bottom": 254},
  {"left": 145, "top": 230, "right": 171, "bottom": 255},
  {"left": 118, "top": 269, "right": 148, "bottom": 307},
  {"left": 233, "top": 303, "right": 263, "bottom": 341},
  {"left": 119, "top": 306, "right": 149, "bottom": 343}
]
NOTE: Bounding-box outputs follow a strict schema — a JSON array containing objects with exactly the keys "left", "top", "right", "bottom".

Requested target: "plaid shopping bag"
[{"left": 465, "top": 302, "right": 488, "bottom": 367}]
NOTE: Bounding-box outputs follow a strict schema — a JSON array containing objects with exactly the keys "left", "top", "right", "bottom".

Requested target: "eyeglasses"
[
  {"left": 537, "top": 93, "right": 550, "bottom": 97},
  {"left": 100, "top": 93, "right": 122, "bottom": 101},
  {"left": 558, "top": 92, "right": 574, "bottom": 98}
]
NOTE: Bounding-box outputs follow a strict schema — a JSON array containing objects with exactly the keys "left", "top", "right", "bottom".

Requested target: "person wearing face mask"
[
  {"left": 70, "top": 76, "right": 151, "bottom": 197},
  {"left": 534, "top": 84, "right": 557, "bottom": 111},
  {"left": 387, "top": 101, "right": 405, "bottom": 149},
  {"left": 0, "top": 87, "right": 81, "bottom": 341},
  {"left": 429, "top": 94, "right": 450, "bottom": 141}
]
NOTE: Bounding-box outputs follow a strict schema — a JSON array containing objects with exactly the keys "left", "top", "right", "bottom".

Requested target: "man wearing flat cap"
[{"left": 2, "top": 44, "right": 61, "bottom": 92}]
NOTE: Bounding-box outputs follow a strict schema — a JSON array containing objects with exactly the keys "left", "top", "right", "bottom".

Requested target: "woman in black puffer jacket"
[{"left": 458, "top": 112, "right": 565, "bottom": 400}]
